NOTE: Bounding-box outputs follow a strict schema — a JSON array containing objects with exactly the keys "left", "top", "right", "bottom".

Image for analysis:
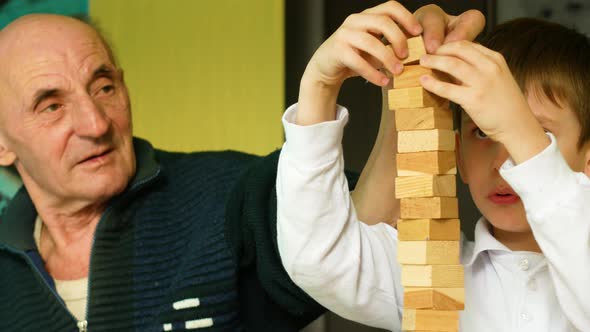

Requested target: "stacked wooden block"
[{"left": 389, "top": 36, "right": 464, "bottom": 332}]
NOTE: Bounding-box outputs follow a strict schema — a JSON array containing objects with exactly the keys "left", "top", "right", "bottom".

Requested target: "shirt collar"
[
  {"left": 464, "top": 217, "right": 512, "bottom": 266},
  {"left": 0, "top": 137, "right": 161, "bottom": 251}
]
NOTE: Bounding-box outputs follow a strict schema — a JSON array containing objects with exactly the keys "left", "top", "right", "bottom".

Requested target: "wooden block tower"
[{"left": 390, "top": 36, "right": 464, "bottom": 332}]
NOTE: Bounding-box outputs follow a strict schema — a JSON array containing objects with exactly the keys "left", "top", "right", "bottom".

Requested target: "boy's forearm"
[
  {"left": 500, "top": 135, "right": 590, "bottom": 329},
  {"left": 352, "top": 92, "right": 400, "bottom": 226},
  {"left": 499, "top": 112, "right": 551, "bottom": 165},
  {"left": 295, "top": 71, "right": 340, "bottom": 126}
]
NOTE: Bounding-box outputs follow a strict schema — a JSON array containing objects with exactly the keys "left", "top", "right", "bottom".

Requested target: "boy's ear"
[
  {"left": 584, "top": 145, "right": 590, "bottom": 178},
  {"left": 455, "top": 132, "right": 468, "bottom": 184}
]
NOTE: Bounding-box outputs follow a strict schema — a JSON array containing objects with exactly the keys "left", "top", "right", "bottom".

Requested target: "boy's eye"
[{"left": 475, "top": 128, "right": 488, "bottom": 139}]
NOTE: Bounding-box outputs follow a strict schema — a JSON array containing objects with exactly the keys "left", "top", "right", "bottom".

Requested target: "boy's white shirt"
[{"left": 277, "top": 104, "right": 590, "bottom": 332}]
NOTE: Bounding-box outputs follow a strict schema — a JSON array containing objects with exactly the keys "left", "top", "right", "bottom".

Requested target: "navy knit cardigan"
[{"left": 0, "top": 138, "right": 358, "bottom": 332}]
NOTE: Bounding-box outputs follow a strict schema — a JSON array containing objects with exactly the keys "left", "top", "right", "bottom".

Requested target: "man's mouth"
[{"left": 78, "top": 148, "right": 113, "bottom": 165}]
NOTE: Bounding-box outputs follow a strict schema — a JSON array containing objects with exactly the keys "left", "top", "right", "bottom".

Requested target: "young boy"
[{"left": 276, "top": 2, "right": 590, "bottom": 332}]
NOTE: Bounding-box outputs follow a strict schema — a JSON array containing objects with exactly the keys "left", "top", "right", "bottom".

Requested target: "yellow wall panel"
[{"left": 89, "top": 0, "right": 284, "bottom": 155}]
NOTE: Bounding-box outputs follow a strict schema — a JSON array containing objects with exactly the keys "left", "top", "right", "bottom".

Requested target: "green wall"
[{"left": 90, "top": 0, "right": 285, "bottom": 155}]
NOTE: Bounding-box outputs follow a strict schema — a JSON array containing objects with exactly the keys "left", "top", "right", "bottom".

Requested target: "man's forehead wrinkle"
[{"left": 0, "top": 18, "right": 112, "bottom": 97}]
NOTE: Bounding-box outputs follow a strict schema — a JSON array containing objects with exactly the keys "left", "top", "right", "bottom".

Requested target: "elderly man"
[{"left": 0, "top": 5, "right": 483, "bottom": 332}]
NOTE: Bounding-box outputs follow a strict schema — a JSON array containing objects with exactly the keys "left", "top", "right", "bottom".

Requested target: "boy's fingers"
[
  {"left": 343, "top": 48, "right": 391, "bottom": 87},
  {"left": 415, "top": 4, "right": 447, "bottom": 53},
  {"left": 363, "top": 1, "right": 422, "bottom": 36},
  {"left": 420, "top": 53, "right": 473, "bottom": 85},
  {"left": 346, "top": 14, "right": 409, "bottom": 61},
  {"left": 470, "top": 42, "right": 504, "bottom": 62},
  {"left": 420, "top": 74, "right": 466, "bottom": 105},
  {"left": 444, "top": 10, "right": 486, "bottom": 43},
  {"left": 346, "top": 30, "right": 401, "bottom": 75},
  {"left": 431, "top": 40, "right": 489, "bottom": 69}
]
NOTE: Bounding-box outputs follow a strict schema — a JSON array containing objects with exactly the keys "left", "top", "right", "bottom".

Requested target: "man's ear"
[
  {"left": 0, "top": 138, "right": 16, "bottom": 166},
  {"left": 455, "top": 132, "right": 468, "bottom": 184}
]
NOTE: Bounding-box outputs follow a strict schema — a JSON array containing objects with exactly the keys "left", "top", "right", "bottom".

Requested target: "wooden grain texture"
[
  {"left": 395, "top": 175, "right": 456, "bottom": 198},
  {"left": 394, "top": 65, "right": 451, "bottom": 89},
  {"left": 395, "top": 105, "right": 452, "bottom": 131},
  {"left": 398, "top": 129, "right": 455, "bottom": 153},
  {"left": 402, "top": 35, "right": 427, "bottom": 65},
  {"left": 402, "top": 309, "right": 460, "bottom": 331},
  {"left": 394, "top": 65, "right": 433, "bottom": 88},
  {"left": 397, "top": 151, "right": 457, "bottom": 176},
  {"left": 401, "top": 264, "right": 464, "bottom": 288},
  {"left": 398, "top": 241, "right": 460, "bottom": 264},
  {"left": 397, "top": 218, "right": 460, "bottom": 241},
  {"left": 400, "top": 197, "right": 458, "bottom": 219},
  {"left": 389, "top": 87, "right": 446, "bottom": 110},
  {"left": 404, "top": 288, "right": 465, "bottom": 310}
]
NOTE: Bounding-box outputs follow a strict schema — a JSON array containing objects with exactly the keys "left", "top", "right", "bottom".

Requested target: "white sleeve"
[
  {"left": 500, "top": 133, "right": 590, "bottom": 330},
  {"left": 276, "top": 103, "right": 403, "bottom": 331}
]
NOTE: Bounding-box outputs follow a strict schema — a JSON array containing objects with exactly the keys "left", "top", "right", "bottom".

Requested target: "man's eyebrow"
[
  {"left": 30, "top": 65, "right": 116, "bottom": 110},
  {"left": 32, "top": 89, "right": 59, "bottom": 110},
  {"left": 90, "top": 64, "right": 115, "bottom": 81}
]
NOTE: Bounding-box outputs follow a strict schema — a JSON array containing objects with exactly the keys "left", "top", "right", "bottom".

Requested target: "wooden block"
[
  {"left": 393, "top": 65, "right": 451, "bottom": 89},
  {"left": 401, "top": 265, "right": 464, "bottom": 288},
  {"left": 402, "top": 35, "right": 427, "bottom": 65},
  {"left": 402, "top": 309, "right": 459, "bottom": 331},
  {"left": 398, "top": 129, "right": 455, "bottom": 153},
  {"left": 397, "top": 151, "right": 456, "bottom": 176},
  {"left": 395, "top": 105, "right": 452, "bottom": 131},
  {"left": 398, "top": 241, "right": 460, "bottom": 264},
  {"left": 398, "top": 219, "right": 460, "bottom": 241},
  {"left": 404, "top": 288, "right": 465, "bottom": 310},
  {"left": 395, "top": 175, "right": 456, "bottom": 198},
  {"left": 388, "top": 87, "right": 445, "bottom": 110},
  {"left": 400, "top": 197, "right": 458, "bottom": 219},
  {"left": 394, "top": 65, "right": 433, "bottom": 89}
]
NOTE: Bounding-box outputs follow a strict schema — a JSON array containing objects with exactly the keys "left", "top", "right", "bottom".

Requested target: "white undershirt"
[{"left": 34, "top": 217, "right": 88, "bottom": 322}]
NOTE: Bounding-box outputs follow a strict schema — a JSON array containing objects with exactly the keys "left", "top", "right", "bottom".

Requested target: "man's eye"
[
  {"left": 100, "top": 85, "right": 114, "bottom": 94},
  {"left": 475, "top": 128, "right": 488, "bottom": 139},
  {"left": 42, "top": 104, "right": 62, "bottom": 113}
]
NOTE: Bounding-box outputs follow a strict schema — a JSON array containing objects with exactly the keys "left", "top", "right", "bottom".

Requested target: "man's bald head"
[{"left": 0, "top": 14, "right": 117, "bottom": 70}]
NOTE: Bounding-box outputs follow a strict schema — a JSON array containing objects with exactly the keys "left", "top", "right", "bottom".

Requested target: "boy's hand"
[
  {"left": 418, "top": 40, "right": 550, "bottom": 163},
  {"left": 297, "top": 1, "right": 422, "bottom": 125},
  {"left": 415, "top": 5, "right": 486, "bottom": 53},
  {"left": 296, "top": 1, "right": 486, "bottom": 126}
]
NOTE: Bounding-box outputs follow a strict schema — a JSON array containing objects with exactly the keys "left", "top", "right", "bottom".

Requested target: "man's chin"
[{"left": 76, "top": 172, "right": 132, "bottom": 200}]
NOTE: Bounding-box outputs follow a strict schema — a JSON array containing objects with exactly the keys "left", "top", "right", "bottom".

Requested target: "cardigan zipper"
[
  {"left": 77, "top": 320, "right": 88, "bottom": 332},
  {"left": 82, "top": 167, "right": 162, "bottom": 331}
]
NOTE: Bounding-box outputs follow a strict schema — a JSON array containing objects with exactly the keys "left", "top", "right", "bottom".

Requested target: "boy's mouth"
[{"left": 488, "top": 187, "right": 520, "bottom": 205}]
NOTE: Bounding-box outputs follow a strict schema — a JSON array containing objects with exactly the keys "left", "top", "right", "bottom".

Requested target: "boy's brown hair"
[{"left": 454, "top": 18, "right": 590, "bottom": 149}]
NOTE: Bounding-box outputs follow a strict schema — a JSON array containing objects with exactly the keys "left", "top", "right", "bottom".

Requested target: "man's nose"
[
  {"left": 492, "top": 142, "right": 511, "bottom": 171},
  {"left": 72, "top": 95, "right": 111, "bottom": 138}
]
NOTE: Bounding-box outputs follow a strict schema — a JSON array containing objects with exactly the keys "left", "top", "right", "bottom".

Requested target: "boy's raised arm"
[{"left": 501, "top": 136, "right": 590, "bottom": 330}]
